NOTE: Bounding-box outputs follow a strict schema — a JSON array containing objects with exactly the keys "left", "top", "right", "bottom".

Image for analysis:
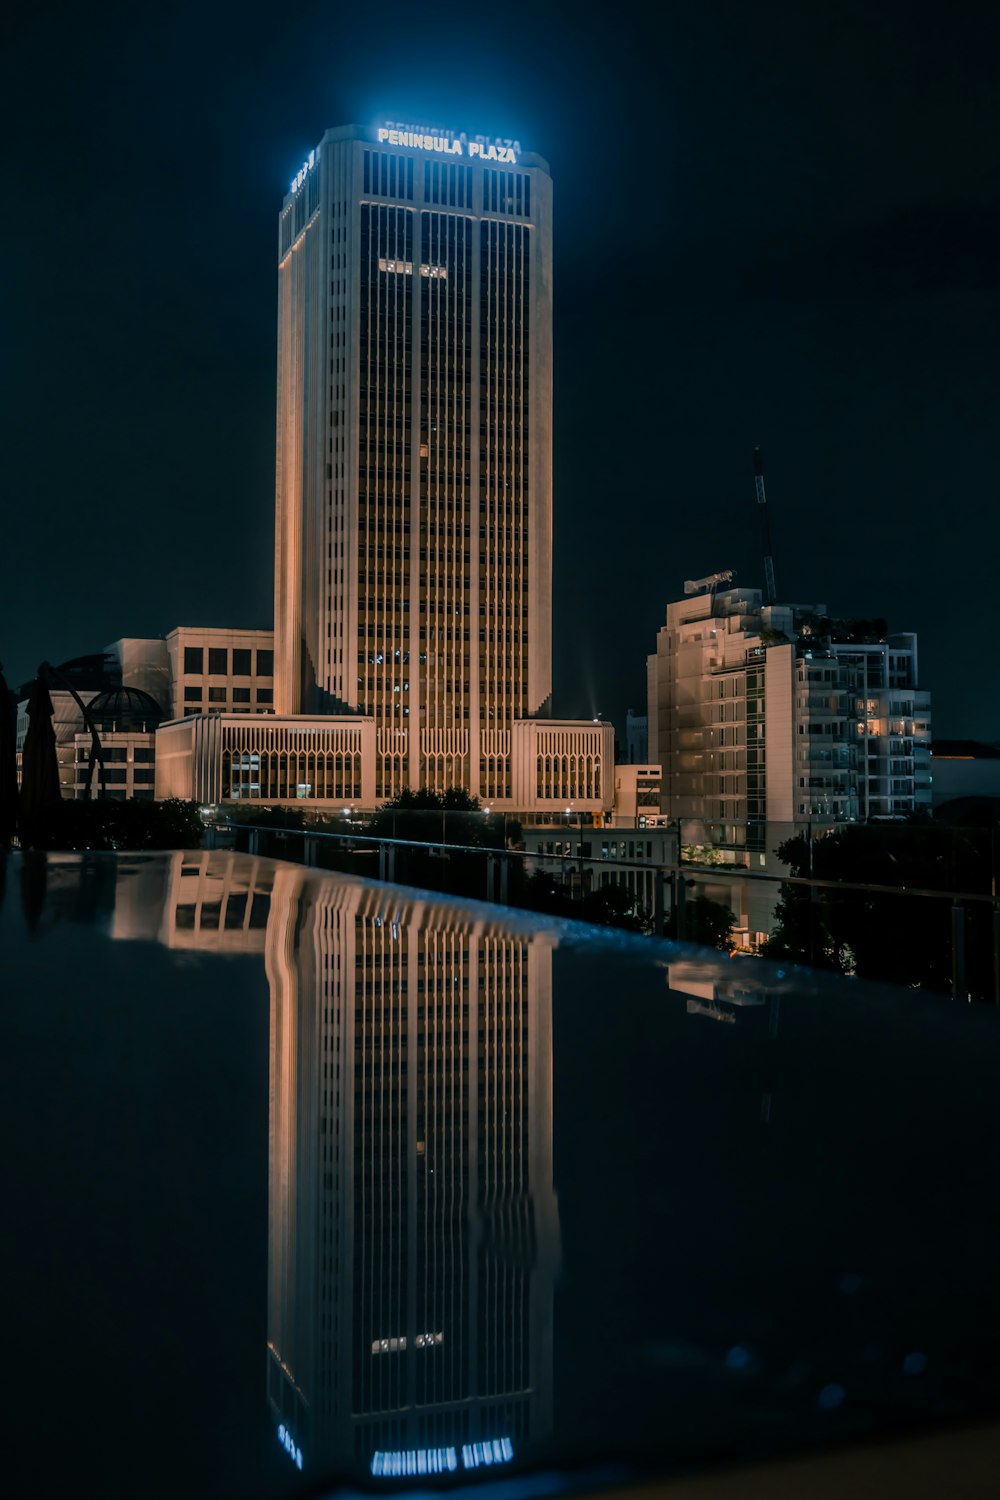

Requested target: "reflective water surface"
[{"left": 3, "top": 851, "right": 1000, "bottom": 1499}]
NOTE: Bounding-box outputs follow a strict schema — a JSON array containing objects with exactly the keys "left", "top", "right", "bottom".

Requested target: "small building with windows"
[
  {"left": 165, "top": 627, "right": 275, "bottom": 718},
  {"left": 520, "top": 824, "right": 677, "bottom": 917},
  {"left": 102, "top": 628, "right": 275, "bottom": 719},
  {"left": 74, "top": 686, "right": 165, "bottom": 801},
  {"left": 611, "top": 764, "right": 663, "bottom": 827}
]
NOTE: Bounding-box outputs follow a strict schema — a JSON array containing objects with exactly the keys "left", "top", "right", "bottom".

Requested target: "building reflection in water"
[
  {"left": 667, "top": 960, "right": 784, "bottom": 1033},
  {"left": 263, "top": 864, "right": 559, "bottom": 1480},
  {"left": 263, "top": 863, "right": 559, "bottom": 1480},
  {"left": 112, "top": 851, "right": 559, "bottom": 1478},
  {"left": 122, "top": 852, "right": 556, "bottom": 1482}
]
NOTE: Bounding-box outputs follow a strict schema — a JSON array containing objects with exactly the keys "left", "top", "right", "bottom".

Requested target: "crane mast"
[{"left": 753, "top": 446, "right": 777, "bottom": 604}]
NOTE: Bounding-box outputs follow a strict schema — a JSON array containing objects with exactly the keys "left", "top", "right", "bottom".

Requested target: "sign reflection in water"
[{"left": 259, "top": 859, "right": 558, "bottom": 1478}]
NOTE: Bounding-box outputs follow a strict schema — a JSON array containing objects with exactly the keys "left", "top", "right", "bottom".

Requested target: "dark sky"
[{"left": 3, "top": 0, "right": 999, "bottom": 738}]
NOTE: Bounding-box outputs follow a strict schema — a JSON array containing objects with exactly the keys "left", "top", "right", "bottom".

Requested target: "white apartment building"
[{"left": 647, "top": 581, "right": 932, "bottom": 850}]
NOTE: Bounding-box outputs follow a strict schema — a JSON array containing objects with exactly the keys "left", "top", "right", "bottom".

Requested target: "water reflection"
[
  {"left": 8, "top": 850, "right": 1000, "bottom": 1494},
  {"left": 265, "top": 867, "right": 559, "bottom": 1481},
  {"left": 134, "top": 852, "right": 560, "bottom": 1483},
  {"left": 667, "top": 958, "right": 787, "bottom": 1034}
]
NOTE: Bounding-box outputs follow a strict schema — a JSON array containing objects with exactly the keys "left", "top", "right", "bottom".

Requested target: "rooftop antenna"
[{"left": 753, "top": 447, "right": 777, "bottom": 604}]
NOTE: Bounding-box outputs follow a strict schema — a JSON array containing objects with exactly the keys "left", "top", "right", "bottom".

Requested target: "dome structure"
[{"left": 85, "top": 686, "right": 165, "bottom": 732}]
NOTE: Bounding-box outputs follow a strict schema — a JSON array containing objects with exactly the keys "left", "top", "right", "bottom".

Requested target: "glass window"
[
  {"left": 256, "top": 649, "right": 274, "bottom": 676},
  {"left": 256, "top": 688, "right": 274, "bottom": 704},
  {"left": 133, "top": 769, "right": 155, "bottom": 784},
  {"left": 232, "top": 648, "right": 252, "bottom": 676},
  {"left": 232, "top": 687, "right": 251, "bottom": 703},
  {"left": 183, "top": 646, "right": 203, "bottom": 674},
  {"left": 184, "top": 686, "right": 202, "bottom": 702},
  {"left": 208, "top": 647, "right": 228, "bottom": 675},
  {"left": 208, "top": 687, "right": 227, "bottom": 703},
  {"left": 134, "top": 748, "right": 155, "bottom": 764}
]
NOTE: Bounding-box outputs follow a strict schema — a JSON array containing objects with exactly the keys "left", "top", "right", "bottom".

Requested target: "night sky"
[{"left": 3, "top": 0, "right": 999, "bottom": 739}]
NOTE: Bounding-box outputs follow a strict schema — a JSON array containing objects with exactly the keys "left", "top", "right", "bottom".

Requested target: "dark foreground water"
[{"left": 2, "top": 850, "right": 1000, "bottom": 1499}]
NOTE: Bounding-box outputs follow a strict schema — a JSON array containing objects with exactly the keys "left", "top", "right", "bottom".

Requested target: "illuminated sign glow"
[
  {"left": 371, "top": 1330, "right": 444, "bottom": 1354},
  {"left": 377, "top": 259, "right": 449, "bottom": 280},
  {"left": 371, "top": 1448, "right": 457, "bottom": 1477},
  {"left": 378, "top": 124, "right": 520, "bottom": 165},
  {"left": 370, "top": 1439, "right": 512, "bottom": 1478},
  {"left": 462, "top": 1439, "right": 514, "bottom": 1469},
  {"left": 277, "top": 1424, "right": 303, "bottom": 1471},
  {"left": 290, "top": 149, "right": 317, "bottom": 195},
  {"left": 290, "top": 122, "right": 524, "bottom": 197}
]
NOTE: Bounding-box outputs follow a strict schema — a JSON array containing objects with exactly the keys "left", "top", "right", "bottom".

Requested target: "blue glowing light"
[
  {"left": 277, "top": 1423, "right": 303, "bottom": 1470},
  {"left": 461, "top": 1438, "right": 515, "bottom": 1469},
  {"left": 370, "top": 1439, "right": 513, "bottom": 1478},
  {"left": 371, "top": 1448, "right": 458, "bottom": 1477}
]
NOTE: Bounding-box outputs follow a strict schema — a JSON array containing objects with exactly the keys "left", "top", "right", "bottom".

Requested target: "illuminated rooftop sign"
[
  {"left": 289, "top": 124, "right": 523, "bottom": 197},
  {"left": 378, "top": 123, "right": 520, "bottom": 164},
  {"left": 290, "top": 149, "right": 316, "bottom": 194}
]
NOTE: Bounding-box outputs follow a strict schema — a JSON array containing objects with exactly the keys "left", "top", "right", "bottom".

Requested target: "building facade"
[
  {"left": 163, "top": 627, "right": 275, "bottom": 719},
  {"left": 623, "top": 710, "right": 648, "bottom": 765},
  {"left": 72, "top": 686, "right": 163, "bottom": 801},
  {"left": 15, "top": 631, "right": 276, "bottom": 803},
  {"left": 274, "top": 121, "right": 605, "bottom": 811},
  {"left": 647, "top": 582, "right": 932, "bottom": 848},
  {"left": 106, "top": 628, "right": 275, "bottom": 720},
  {"left": 154, "top": 712, "right": 378, "bottom": 807}
]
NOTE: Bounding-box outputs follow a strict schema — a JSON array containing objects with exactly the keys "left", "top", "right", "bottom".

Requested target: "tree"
[
  {"left": 665, "top": 892, "right": 736, "bottom": 950},
  {"left": 763, "top": 822, "right": 995, "bottom": 998},
  {"left": 365, "top": 788, "right": 517, "bottom": 901},
  {"left": 24, "top": 797, "right": 203, "bottom": 851},
  {"left": 367, "top": 786, "right": 510, "bottom": 849},
  {"left": 580, "top": 882, "right": 653, "bottom": 934}
]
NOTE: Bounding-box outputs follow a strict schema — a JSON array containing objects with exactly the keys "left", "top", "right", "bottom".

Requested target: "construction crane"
[
  {"left": 683, "top": 569, "right": 734, "bottom": 597},
  {"left": 753, "top": 447, "right": 777, "bottom": 604}
]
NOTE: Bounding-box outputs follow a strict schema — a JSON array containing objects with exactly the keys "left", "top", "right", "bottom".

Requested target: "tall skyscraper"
[
  {"left": 156, "top": 121, "right": 611, "bottom": 816},
  {"left": 274, "top": 123, "right": 557, "bottom": 805}
]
